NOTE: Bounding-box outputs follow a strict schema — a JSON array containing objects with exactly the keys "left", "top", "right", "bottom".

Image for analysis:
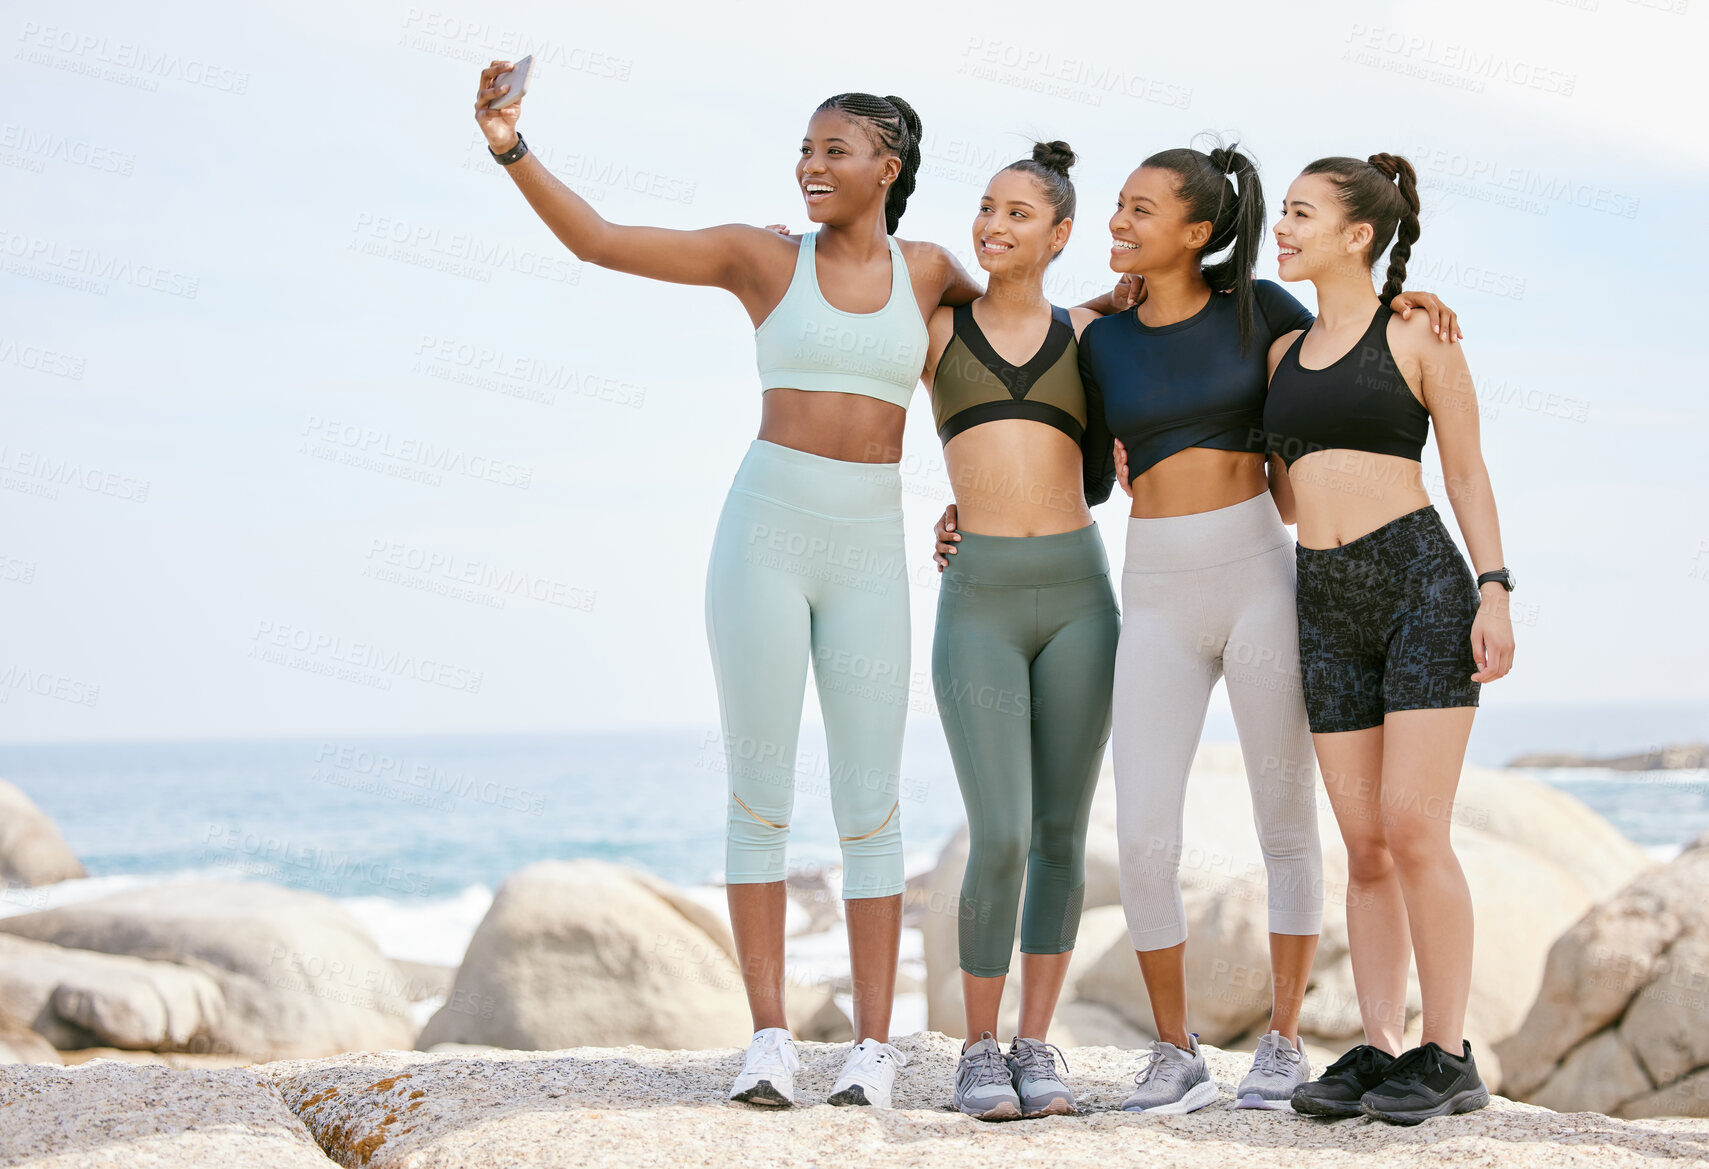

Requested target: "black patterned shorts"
[{"left": 1295, "top": 505, "right": 1481, "bottom": 734}]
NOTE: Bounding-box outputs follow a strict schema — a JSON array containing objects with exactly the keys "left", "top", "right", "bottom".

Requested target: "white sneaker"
[
  {"left": 829, "top": 1037, "right": 908, "bottom": 1108},
  {"left": 731, "top": 1027, "right": 800, "bottom": 1108}
]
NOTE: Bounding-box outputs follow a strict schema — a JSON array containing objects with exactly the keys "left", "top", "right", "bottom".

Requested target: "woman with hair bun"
[
  {"left": 471, "top": 73, "right": 991, "bottom": 1110},
  {"left": 1266, "top": 153, "right": 1512, "bottom": 1125},
  {"left": 921, "top": 140, "right": 1121, "bottom": 1121}
]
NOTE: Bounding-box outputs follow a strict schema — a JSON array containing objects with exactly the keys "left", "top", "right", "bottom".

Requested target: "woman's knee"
[{"left": 1343, "top": 834, "right": 1396, "bottom": 885}]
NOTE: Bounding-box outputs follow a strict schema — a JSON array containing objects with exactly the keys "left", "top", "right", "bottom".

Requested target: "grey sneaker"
[
  {"left": 1006, "top": 1036, "right": 1076, "bottom": 1117},
  {"left": 1120, "top": 1034, "right": 1219, "bottom": 1114},
  {"left": 1234, "top": 1030, "right": 1311, "bottom": 1110},
  {"left": 955, "top": 1032, "right": 1021, "bottom": 1120}
]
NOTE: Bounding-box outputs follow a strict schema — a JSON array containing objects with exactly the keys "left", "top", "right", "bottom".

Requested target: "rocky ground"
[{"left": 5, "top": 1035, "right": 1707, "bottom": 1169}]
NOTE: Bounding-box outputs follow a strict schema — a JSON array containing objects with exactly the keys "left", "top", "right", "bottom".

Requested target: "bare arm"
[
  {"left": 1407, "top": 320, "right": 1513, "bottom": 683},
  {"left": 475, "top": 60, "right": 784, "bottom": 304},
  {"left": 899, "top": 240, "right": 983, "bottom": 309},
  {"left": 921, "top": 303, "right": 956, "bottom": 392},
  {"left": 1265, "top": 331, "right": 1304, "bottom": 525}
]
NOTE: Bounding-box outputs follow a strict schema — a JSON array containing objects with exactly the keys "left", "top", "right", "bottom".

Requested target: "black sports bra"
[
  {"left": 932, "top": 302, "right": 1115, "bottom": 505},
  {"left": 1262, "top": 303, "right": 1431, "bottom": 470}
]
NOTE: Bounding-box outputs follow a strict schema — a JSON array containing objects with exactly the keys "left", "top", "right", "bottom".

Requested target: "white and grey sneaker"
[
  {"left": 954, "top": 1032, "right": 1021, "bottom": 1120},
  {"left": 1007, "top": 1035, "right": 1076, "bottom": 1117},
  {"left": 1234, "top": 1030, "right": 1311, "bottom": 1110},
  {"left": 731, "top": 1026, "right": 800, "bottom": 1108},
  {"left": 830, "top": 1037, "right": 908, "bottom": 1108},
  {"left": 1120, "top": 1034, "right": 1219, "bottom": 1114}
]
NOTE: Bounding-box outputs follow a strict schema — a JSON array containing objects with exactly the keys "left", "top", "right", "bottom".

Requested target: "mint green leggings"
[
  {"left": 705, "top": 439, "right": 910, "bottom": 899},
  {"left": 933, "top": 524, "right": 1119, "bottom": 977}
]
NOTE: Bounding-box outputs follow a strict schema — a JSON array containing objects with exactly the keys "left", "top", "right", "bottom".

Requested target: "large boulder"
[
  {"left": 920, "top": 744, "right": 1652, "bottom": 1078},
  {"left": 0, "top": 778, "right": 85, "bottom": 886},
  {"left": 416, "top": 859, "right": 753, "bottom": 1051},
  {"left": 0, "top": 1003, "right": 60, "bottom": 1065},
  {"left": 0, "top": 933, "right": 223, "bottom": 1051},
  {"left": 1497, "top": 832, "right": 1709, "bottom": 1116},
  {"left": 0, "top": 881, "right": 416, "bottom": 1059}
]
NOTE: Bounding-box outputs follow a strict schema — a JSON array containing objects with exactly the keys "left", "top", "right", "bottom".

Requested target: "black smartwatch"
[
  {"left": 490, "top": 132, "right": 528, "bottom": 166},
  {"left": 1476, "top": 569, "right": 1516, "bottom": 593}
]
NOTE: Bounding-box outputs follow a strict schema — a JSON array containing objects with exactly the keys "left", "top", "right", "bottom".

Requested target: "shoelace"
[
  {"left": 1325, "top": 1044, "right": 1387, "bottom": 1080},
  {"left": 962, "top": 1039, "right": 1012, "bottom": 1088},
  {"left": 747, "top": 1030, "right": 799, "bottom": 1074},
  {"left": 1250, "top": 1038, "right": 1302, "bottom": 1077},
  {"left": 1133, "top": 1043, "right": 1186, "bottom": 1088},
  {"left": 1383, "top": 1044, "right": 1444, "bottom": 1087},
  {"left": 1009, "top": 1037, "right": 1070, "bottom": 1079},
  {"left": 850, "top": 1039, "right": 909, "bottom": 1075}
]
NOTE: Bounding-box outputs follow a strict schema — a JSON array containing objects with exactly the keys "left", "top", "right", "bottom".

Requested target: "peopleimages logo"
[{"left": 1343, "top": 25, "right": 1577, "bottom": 97}]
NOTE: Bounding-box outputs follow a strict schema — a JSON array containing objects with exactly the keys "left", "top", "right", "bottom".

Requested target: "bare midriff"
[
  {"left": 1127, "top": 447, "right": 1271, "bottom": 519},
  {"left": 758, "top": 387, "right": 908, "bottom": 464},
  {"left": 1287, "top": 449, "right": 1433, "bottom": 549},
  {"left": 943, "top": 420, "right": 1092, "bottom": 536}
]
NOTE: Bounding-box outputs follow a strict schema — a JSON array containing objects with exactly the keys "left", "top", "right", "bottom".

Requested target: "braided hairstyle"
[
  {"left": 1142, "top": 143, "right": 1266, "bottom": 353},
  {"left": 814, "top": 93, "right": 922, "bottom": 235},
  {"left": 1301, "top": 153, "right": 1421, "bottom": 303}
]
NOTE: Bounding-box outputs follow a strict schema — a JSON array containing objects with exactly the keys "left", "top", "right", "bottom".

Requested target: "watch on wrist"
[
  {"left": 490, "top": 132, "right": 528, "bottom": 166},
  {"left": 1477, "top": 568, "right": 1516, "bottom": 593}
]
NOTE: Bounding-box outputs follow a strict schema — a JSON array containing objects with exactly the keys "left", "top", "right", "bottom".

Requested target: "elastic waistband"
[
  {"left": 728, "top": 439, "right": 903, "bottom": 520},
  {"left": 941, "top": 523, "right": 1110, "bottom": 589},
  {"left": 1295, "top": 505, "right": 1447, "bottom": 564},
  {"left": 1123, "top": 492, "right": 1290, "bottom": 574}
]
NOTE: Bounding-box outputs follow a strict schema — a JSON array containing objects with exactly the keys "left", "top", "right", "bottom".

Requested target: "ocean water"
[{"left": 3, "top": 704, "right": 1705, "bottom": 975}]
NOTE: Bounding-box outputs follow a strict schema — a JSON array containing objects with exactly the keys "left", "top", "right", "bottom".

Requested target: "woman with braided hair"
[
  {"left": 1068, "top": 141, "right": 1461, "bottom": 1114},
  {"left": 471, "top": 74, "right": 991, "bottom": 1108},
  {"left": 1266, "top": 153, "right": 1511, "bottom": 1124}
]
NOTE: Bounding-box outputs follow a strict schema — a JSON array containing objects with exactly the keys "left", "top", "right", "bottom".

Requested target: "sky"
[{"left": 2, "top": 0, "right": 1707, "bottom": 745}]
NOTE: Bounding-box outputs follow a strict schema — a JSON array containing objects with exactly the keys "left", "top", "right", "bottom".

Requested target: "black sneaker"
[
  {"left": 1358, "top": 1040, "right": 1490, "bottom": 1125},
  {"left": 1289, "top": 1044, "right": 1396, "bottom": 1118}
]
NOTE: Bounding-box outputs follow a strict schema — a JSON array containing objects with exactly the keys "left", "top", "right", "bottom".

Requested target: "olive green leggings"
[{"left": 932, "top": 524, "right": 1119, "bottom": 977}]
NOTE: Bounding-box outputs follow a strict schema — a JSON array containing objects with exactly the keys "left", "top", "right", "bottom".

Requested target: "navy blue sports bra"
[{"left": 1079, "top": 281, "right": 1315, "bottom": 487}]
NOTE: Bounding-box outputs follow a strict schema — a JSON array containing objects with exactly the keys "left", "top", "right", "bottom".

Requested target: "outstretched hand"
[{"left": 474, "top": 61, "right": 522, "bottom": 150}]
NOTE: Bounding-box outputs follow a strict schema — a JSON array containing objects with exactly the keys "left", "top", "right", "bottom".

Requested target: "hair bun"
[{"left": 1031, "top": 139, "right": 1076, "bottom": 176}]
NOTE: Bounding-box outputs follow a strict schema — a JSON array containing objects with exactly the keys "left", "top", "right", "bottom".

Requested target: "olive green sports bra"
[
  {"left": 932, "top": 302, "right": 1116, "bottom": 506},
  {"left": 933, "top": 302, "right": 1086, "bottom": 442}
]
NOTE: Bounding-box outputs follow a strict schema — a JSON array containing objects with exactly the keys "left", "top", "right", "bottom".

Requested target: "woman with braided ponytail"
[
  {"left": 1266, "top": 153, "right": 1512, "bottom": 1125},
  {"left": 471, "top": 75, "right": 991, "bottom": 1109},
  {"left": 1069, "top": 141, "right": 1461, "bottom": 1114}
]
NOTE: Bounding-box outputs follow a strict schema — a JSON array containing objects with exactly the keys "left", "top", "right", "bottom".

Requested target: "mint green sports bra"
[{"left": 754, "top": 231, "right": 929, "bottom": 409}]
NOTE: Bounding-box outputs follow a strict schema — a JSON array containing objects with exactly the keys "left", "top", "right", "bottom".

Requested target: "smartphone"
[{"left": 490, "top": 55, "right": 532, "bottom": 111}]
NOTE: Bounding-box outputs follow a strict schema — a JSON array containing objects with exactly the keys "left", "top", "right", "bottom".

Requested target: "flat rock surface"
[
  {"left": 0, "top": 1061, "right": 331, "bottom": 1168},
  {"left": 257, "top": 1033, "right": 1709, "bottom": 1169}
]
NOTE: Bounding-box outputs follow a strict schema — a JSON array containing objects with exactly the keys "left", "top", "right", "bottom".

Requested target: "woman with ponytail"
[
  {"left": 919, "top": 140, "right": 1121, "bottom": 1120},
  {"left": 470, "top": 73, "right": 992, "bottom": 1109},
  {"left": 1266, "top": 153, "right": 1511, "bottom": 1125},
  {"left": 1067, "top": 142, "right": 1459, "bottom": 1114}
]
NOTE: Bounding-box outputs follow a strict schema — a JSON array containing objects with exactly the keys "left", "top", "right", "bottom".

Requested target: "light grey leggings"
[{"left": 1112, "top": 491, "right": 1323, "bottom": 951}]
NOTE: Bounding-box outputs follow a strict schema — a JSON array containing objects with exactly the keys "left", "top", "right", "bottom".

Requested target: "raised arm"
[
  {"left": 476, "top": 61, "right": 787, "bottom": 313},
  {"left": 1407, "top": 322, "right": 1512, "bottom": 683}
]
